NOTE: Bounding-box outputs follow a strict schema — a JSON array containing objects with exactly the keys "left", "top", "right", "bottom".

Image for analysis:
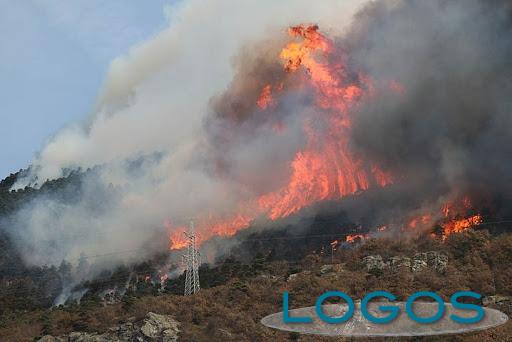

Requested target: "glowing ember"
[
  {"left": 377, "top": 225, "right": 387, "bottom": 232},
  {"left": 345, "top": 234, "right": 369, "bottom": 243},
  {"left": 160, "top": 273, "right": 169, "bottom": 283},
  {"left": 408, "top": 214, "right": 432, "bottom": 229}
]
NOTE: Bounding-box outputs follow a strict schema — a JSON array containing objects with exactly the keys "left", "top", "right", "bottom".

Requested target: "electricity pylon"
[{"left": 182, "top": 221, "right": 200, "bottom": 296}]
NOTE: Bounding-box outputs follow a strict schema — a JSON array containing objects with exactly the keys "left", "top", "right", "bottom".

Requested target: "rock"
[
  {"left": 389, "top": 256, "right": 411, "bottom": 272},
  {"left": 363, "top": 255, "right": 386, "bottom": 273},
  {"left": 332, "top": 264, "right": 344, "bottom": 273},
  {"left": 412, "top": 259, "right": 428, "bottom": 272},
  {"left": 140, "top": 312, "right": 180, "bottom": 341},
  {"left": 162, "top": 328, "right": 180, "bottom": 342},
  {"left": 287, "top": 270, "right": 311, "bottom": 282},
  {"left": 37, "top": 336, "right": 65, "bottom": 342},
  {"left": 319, "top": 264, "right": 344, "bottom": 275},
  {"left": 218, "top": 328, "right": 234, "bottom": 338},
  {"left": 45, "top": 312, "right": 180, "bottom": 342},
  {"left": 483, "top": 295, "right": 511, "bottom": 306},
  {"left": 482, "top": 295, "right": 512, "bottom": 315},
  {"left": 414, "top": 251, "right": 448, "bottom": 272},
  {"left": 116, "top": 322, "right": 138, "bottom": 341},
  {"left": 428, "top": 252, "right": 448, "bottom": 272},
  {"left": 68, "top": 331, "right": 110, "bottom": 342},
  {"left": 320, "top": 264, "right": 334, "bottom": 274},
  {"left": 361, "top": 252, "right": 448, "bottom": 274},
  {"left": 287, "top": 273, "right": 299, "bottom": 281}
]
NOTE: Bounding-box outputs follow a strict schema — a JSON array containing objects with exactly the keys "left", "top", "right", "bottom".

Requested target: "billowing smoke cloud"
[
  {"left": 9, "top": 0, "right": 362, "bottom": 268},
  {"left": 9, "top": 0, "right": 512, "bottom": 272},
  {"left": 346, "top": 0, "right": 512, "bottom": 208}
]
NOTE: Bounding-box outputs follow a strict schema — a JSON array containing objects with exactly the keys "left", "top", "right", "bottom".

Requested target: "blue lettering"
[
  {"left": 406, "top": 291, "right": 445, "bottom": 323},
  {"left": 450, "top": 291, "right": 485, "bottom": 324},
  {"left": 283, "top": 292, "right": 313, "bottom": 323},
  {"left": 315, "top": 291, "right": 354, "bottom": 324},
  {"left": 361, "top": 291, "right": 400, "bottom": 324}
]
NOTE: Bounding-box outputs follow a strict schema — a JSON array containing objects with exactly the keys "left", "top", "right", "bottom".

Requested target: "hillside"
[{"left": 0, "top": 228, "right": 511, "bottom": 341}]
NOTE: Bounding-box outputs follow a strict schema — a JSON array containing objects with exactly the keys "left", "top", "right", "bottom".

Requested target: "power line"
[
  {"left": 1, "top": 218, "right": 512, "bottom": 293},
  {"left": 0, "top": 218, "right": 511, "bottom": 271},
  {"left": 2, "top": 218, "right": 511, "bottom": 246},
  {"left": 0, "top": 259, "right": 314, "bottom": 298}
]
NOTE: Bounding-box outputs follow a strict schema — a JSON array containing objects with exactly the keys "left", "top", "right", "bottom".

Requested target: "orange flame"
[
  {"left": 441, "top": 214, "right": 482, "bottom": 239},
  {"left": 346, "top": 234, "right": 369, "bottom": 243},
  {"left": 257, "top": 85, "right": 274, "bottom": 110},
  {"left": 402, "top": 197, "right": 483, "bottom": 240},
  {"left": 257, "top": 25, "right": 391, "bottom": 220},
  {"left": 407, "top": 214, "right": 432, "bottom": 229},
  {"left": 168, "top": 213, "right": 252, "bottom": 250},
  {"left": 167, "top": 25, "right": 393, "bottom": 250}
]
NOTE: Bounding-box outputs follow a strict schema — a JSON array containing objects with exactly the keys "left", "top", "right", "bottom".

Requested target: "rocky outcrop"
[
  {"left": 483, "top": 295, "right": 511, "bottom": 306},
  {"left": 140, "top": 312, "right": 180, "bottom": 340},
  {"left": 37, "top": 312, "right": 180, "bottom": 342},
  {"left": 319, "top": 264, "right": 344, "bottom": 275},
  {"left": 362, "top": 255, "right": 386, "bottom": 273},
  {"left": 413, "top": 251, "right": 448, "bottom": 273},
  {"left": 389, "top": 256, "right": 412, "bottom": 272},
  {"left": 411, "top": 259, "right": 428, "bottom": 272},
  {"left": 287, "top": 270, "right": 312, "bottom": 282},
  {"left": 362, "top": 251, "right": 448, "bottom": 274},
  {"left": 37, "top": 337, "right": 65, "bottom": 342},
  {"left": 483, "top": 295, "right": 512, "bottom": 316}
]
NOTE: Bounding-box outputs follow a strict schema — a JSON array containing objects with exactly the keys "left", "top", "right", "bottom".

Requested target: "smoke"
[
  {"left": 9, "top": 0, "right": 362, "bottom": 268},
  {"left": 346, "top": 0, "right": 512, "bottom": 208},
  {"left": 9, "top": 0, "right": 512, "bottom": 273}
]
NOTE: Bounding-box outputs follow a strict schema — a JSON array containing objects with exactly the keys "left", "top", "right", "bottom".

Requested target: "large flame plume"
[{"left": 170, "top": 25, "right": 395, "bottom": 249}]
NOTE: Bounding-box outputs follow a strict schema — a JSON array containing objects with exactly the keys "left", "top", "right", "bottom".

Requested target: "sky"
[{"left": 0, "top": 0, "right": 174, "bottom": 179}]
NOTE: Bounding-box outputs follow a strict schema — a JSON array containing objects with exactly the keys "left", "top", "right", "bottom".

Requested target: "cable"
[
  {"left": 0, "top": 219, "right": 511, "bottom": 296},
  {"left": 0, "top": 218, "right": 511, "bottom": 274},
  {"left": 0, "top": 259, "right": 311, "bottom": 297}
]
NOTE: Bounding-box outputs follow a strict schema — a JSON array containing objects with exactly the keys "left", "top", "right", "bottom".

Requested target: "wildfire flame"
[
  {"left": 257, "top": 25, "right": 392, "bottom": 220},
  {"left": 437, "top": 197, "right": 482, "bottom": 238},
  {"left": 440, "top": 214, "right": 482, "bottom": 239},
  {"left": 168, "top": 214, "right": 252, "bottom": 249},
  {"left": 345, "top": 234, "right": 369, "bottom": 243},
  {"left": 169, "top": 24, "right": 395, "bottom": 250},
  {"left": 407, "top": 214, "right": 432, "bottom": 229},
  {"left": 400, "top": 196, "right": 483, "bottom": 240},
  {"left": 167, "top": 24, "right": 485, "bottom": 251},
  {"left": 256, "top": 85, "right": 274, "bottom": 110}
]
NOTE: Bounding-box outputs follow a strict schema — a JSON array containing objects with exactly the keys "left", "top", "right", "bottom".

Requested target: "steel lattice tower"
[{"left": 183, "top": 221, "right": 200, "bottom": 296}]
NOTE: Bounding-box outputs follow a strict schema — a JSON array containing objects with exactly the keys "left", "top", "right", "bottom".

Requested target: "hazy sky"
[{"left": 0, "top": 0, "right": 173, "bottom": 179}]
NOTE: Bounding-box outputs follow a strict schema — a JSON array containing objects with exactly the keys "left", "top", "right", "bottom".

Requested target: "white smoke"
[{"left": 10, "top": 0, "right": 363, "bottom": 268}]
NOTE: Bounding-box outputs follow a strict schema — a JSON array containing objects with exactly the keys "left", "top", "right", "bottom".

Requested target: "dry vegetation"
[{"left": 1, "top": 230, "right": 511, "bottom": 341}]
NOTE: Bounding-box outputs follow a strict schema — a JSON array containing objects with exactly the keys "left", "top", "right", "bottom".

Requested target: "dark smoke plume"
[{"left": 346, "top": 0, "right": 512, "bottom": 209}]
